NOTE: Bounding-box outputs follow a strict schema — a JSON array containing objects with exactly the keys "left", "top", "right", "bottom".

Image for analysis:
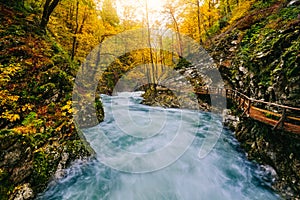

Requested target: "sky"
[{"left": 116, "top": 0, "right": 166, "bottom": 24}]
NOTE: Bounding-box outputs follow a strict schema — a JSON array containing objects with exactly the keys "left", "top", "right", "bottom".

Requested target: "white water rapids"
[{"left": 38, "top": 92, "right": 280, "bottom": 200}]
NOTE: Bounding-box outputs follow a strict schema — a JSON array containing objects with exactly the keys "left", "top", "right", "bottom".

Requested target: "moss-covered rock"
[
  {"left": 141, "top": 85, "right": 178, "bottom": 108},
  {"left": 211, "top": 1, "right": 300, "bottom": 107},
  {"left": 235, "top": 117, "right": 300, "bottom": 199},
  {"left": 209, "top": 1, "right": 300, "bottom": 197},
  {"left": 0, "top": 4, "right": 103, "bottom": 199}
]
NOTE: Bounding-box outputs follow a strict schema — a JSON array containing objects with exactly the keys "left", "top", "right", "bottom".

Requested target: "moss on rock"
[
  {"left": 0, "top": 4, "right": 103, "bottom": 199},
  {"left": 235, "top": 117, "right": 300, "bottom": 198}
]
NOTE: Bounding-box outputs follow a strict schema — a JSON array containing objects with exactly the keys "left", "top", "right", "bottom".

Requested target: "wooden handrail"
[
  {"left": 201, "top": 87, "right": 300, "bottom": 111},
  {"left": 195, "top": 86, "right": 300, "bottom": 134}
]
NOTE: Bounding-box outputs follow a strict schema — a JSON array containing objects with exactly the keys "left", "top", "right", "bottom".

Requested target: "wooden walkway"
[{"left": 195, "top": 87, "right": 300, "bottom": 134}]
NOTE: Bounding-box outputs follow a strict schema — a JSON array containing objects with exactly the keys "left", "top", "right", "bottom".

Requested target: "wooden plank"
[
  {"left": 195, "top": 87, "right": 300, "bottom": 133},
  {"left": 252, "top": 106, "right": 282, "bottom": 118},
  {"left": 288, "top": 116, "right": 300, "bottom": 122},
  {"left": 250, "top": 108, "right": 300, "bottom": 134},
  {"left": 251, "top": 106, "right": 300, "bottom": 122}
]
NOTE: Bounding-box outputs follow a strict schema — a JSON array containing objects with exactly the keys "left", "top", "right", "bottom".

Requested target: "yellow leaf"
[
  {"left": 10, "top": 114, "right": 20, "bottom": 122},
  {"left": 22, "top": 104, "right": 33, "bottom": 111}
]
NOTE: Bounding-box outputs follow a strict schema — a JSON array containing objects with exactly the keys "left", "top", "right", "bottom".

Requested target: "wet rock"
[
  {"left": 10, "top": 162, "right": 33, "bottom": 183},
  {"left": 229, "top": 47, "right": 236, "bottom": 52},
  {"left": 55, "top": 152, "right": 69, "bottom": 179},
  {"left": 234, "top": 117, "right": 300, "bottom": 198},
  {"left": 259, "top": 164, "right": 278, "bottom": 183},
  {"left": 238, "top": 66, "right": 248, "bottom": 75},
  {"left": 10, "top": 183, "right": 34, "bottom": 200},
  {"left": 2, "top": 149, "right": 21, "bottom": 166},
  {"left": 223, "top": 109, "right": 239, "bottom": 130},
  {"left": 288, "top": 0, "right": 300, "bottom": 6}
]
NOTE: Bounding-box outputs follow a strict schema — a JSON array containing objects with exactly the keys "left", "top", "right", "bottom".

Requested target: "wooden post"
[
  {"left": 238, "top": 97, "right": 245, "bottom": 110},
  {"left": 273, "top": 108, "right": 286, "bottom": 130},
  {"left": 234, "top": 91, "right": 237, "bottom": 101},
  {"left": 242, "top": 97, "right": 245, "bottom": 109},
  {"left": 248, "top": 99, "right": 251, "bottom": 114},
  {"left": 241, "top": 99, "right": 251, "bottom": 117}
]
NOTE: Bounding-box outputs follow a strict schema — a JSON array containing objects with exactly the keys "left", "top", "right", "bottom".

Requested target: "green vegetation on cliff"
[
  {"left": 212, "top": 0, "right": 300, "bottom": 106},
  {"left": 210, "top": 0, "right": 300, "bottom": 197},
  {"left": 0, "top": 4, "right": 97, "bottom": 199}
]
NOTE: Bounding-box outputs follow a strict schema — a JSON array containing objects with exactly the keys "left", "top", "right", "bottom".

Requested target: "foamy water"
[{"left": 38, "top": 92, "right": 280, "bottom": 200}]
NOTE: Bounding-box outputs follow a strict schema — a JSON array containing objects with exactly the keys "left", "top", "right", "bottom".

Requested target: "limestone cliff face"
[
  {"left": 210, "top": 0, "right": 300, "bottom": 107},
  {"left": 208, "top": 1, "right": 300, "bottom": 198},
  {"left": 234, "top": 117, "right": 300, "bottom": 199}
]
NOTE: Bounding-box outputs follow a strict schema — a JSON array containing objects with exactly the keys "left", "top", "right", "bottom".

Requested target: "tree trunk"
[
  {"left": 196, "top": 0, "right": 202, "bottom": 45},
  {"left": 145, "top": 0, "right": 156, "bottom": 88},
  {"left": 71, "top": 5, "right": 88, "bottom": 60},
  {"left": 170, "top": 12, "right": 183, "bottom": 57},
  {"left": 71, "top": 0, "right": 79, "bottom": 60},
  {"left": 40, "top": 0, "right": 60, "bottom": 31}
]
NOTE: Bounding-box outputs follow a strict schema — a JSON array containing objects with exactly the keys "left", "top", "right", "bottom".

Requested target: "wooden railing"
[{"left": 195, "top": 87, "right": 300, "bottom": 134}]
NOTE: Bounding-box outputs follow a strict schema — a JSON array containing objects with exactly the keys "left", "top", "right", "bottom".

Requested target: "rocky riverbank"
[
  {"left": 207, "top": 1, "right": 300, "bottom": 198},
  {"left": 141, "top": 86, "right": 209, "bottom": 111},
  {"left": 222, "top": 100, "right": 300, "bottom": 199},
  {"left": 234, "top": 117, "right": 300, "bottom": 199},
  {"left": 0, "top": 5, "right": 103, "bottom": 199},
  {"left": 142, "top": 83, "right": 300, "bottom": 199}
]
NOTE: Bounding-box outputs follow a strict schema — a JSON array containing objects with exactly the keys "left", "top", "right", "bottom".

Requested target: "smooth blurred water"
[{"left": 38, "top": 92, "right": 280, "bottom": 200}]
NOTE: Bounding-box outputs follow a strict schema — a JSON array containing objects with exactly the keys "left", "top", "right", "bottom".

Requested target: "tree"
[
  {"left": 120, "top": 5, "right": 143, "bottom": 31},
  {"left": 145, "top": 0, "right": 156, "bottom": 86},
  {"left": 45, "top": 0, "right": 108, "bottom": 61},
  {"left": 163, "top": 1, "right": 183, "bottom": 56},
  {"left": 71, "top": 0, "right": 91, "bottom": 60},
  {"left": 40, "top": 0, "right": 61, "bottom": 31},
  {"left": 100, "top": 0, "right": 120, "bottom": 27},
  {"left": 196, "top": 0, "right": 202, "bottom": 45},
  {"left": 175, "top": 0, "right": 219, "bottom": 43}
]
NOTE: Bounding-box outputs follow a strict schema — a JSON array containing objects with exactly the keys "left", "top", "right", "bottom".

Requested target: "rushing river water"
[{"left": 39, "top": 92, "right": 280, "bottom": 200}]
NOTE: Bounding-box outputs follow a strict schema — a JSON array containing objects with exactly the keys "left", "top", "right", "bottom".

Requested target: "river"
[{"left": 38, "top": 92, "right": 280, "bottom": 200}]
